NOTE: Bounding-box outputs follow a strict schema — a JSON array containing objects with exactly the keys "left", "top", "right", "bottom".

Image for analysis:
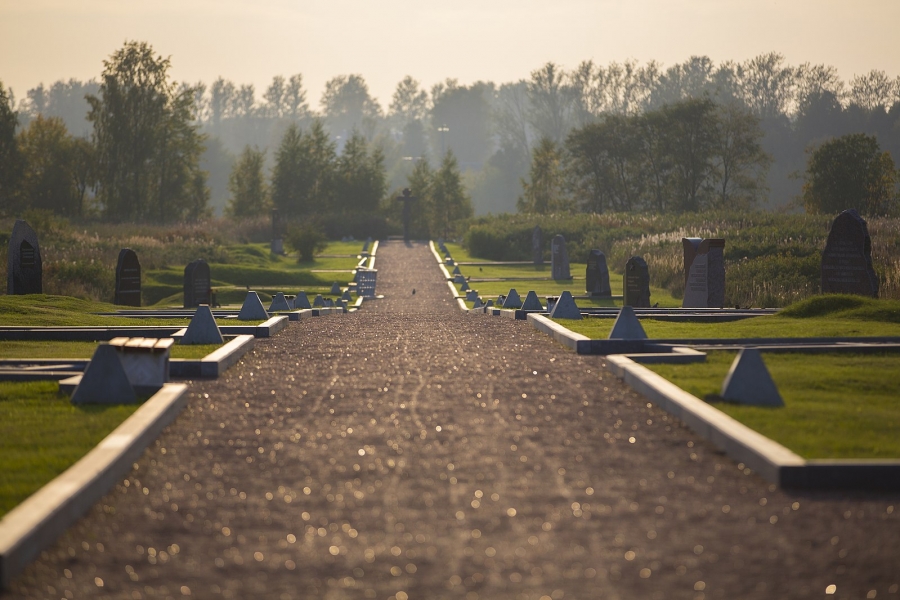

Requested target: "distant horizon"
[{"left": 2, "top": 0, "right": 899, "bottom": 109}]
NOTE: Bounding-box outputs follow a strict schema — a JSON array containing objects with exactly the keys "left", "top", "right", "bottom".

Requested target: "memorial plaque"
[
  {"left": 585, "top": 249, "right": 611, "bottom": 297},
  {"left": 682, "top": 238, "right": 725, "bottom": 308},
  {"left": 532, "top": 226, "right": 543, "bottom": 265},
  {"left": 7, "top": 219, "right": 42, "bottom": 295},
  {"left": 183, "top": 259, "right": 211, "bottom": 308},
  {"left": 821, "top": 209, "right": 879, "bottom": 297},
  {"left": 623, "top": 256, "right": 651, "bottom": 308},
  {"left": 551, "top": 235, "right": 571, "bottom": 280},
  {"left": 114, "top": 248, "right": 142, "bottom": 306}
]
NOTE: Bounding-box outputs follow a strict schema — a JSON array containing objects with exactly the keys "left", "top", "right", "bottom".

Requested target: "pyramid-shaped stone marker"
[
  {"left": 608, "top": 305, "right": 647, "bottom": 339},
  {"left": 313, "top": 294, "right": 324, "bottom": 307},
  {"left": 460, "top": 280, "right": 470, "bottom": 291},
  {"left": 721, "top": 349, "right": 784, "bottom": 407},
  {"left": 473, "top": 297, "right": 484, "bottom": 309},
  {"left": 342, "top": 289, "right": 352, "bottom": 301},
  {"left": 238, "top": 291, "right": 269, "bottom": 320},
  {"left": 452, "top": 265, "right": 462, "bottom": 275},
  {"left": 502, "top": 289, "right": 522, "bottom": 309},
  {"left": 465, "top": 290, "right": 479, "bottom": 301},
  {"left": 71, "top": 344, "right": 137, "bottom": 405},
  {"left": 268, "top": 292, "right": 291, "bottom": 312},
  {"left": 549, "top": 291, "right": 582, "bottom": 320},
  {"left": 330, "top": 283, "right": 342, "bottom": 295},
  {"left": 293, "top": 292, "right": 311, "bottom": 309},
  {"left": 453, "top": 274, "right": 466, "bottom": 284},
  {"left": 521, "top": 291, "right": 544, "bottom": 311},
  {"left": 484, "top": 300, "right": 494, "bottom": 308},
  {"left": 180, "top": 305, "right": 224, "bottom": 345}
]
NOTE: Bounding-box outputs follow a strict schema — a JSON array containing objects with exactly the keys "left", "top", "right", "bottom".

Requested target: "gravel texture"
[{"left": 7, "top": 241, "right": 899, "bottom": 600}]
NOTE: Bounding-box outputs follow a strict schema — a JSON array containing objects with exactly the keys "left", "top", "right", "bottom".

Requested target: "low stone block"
[
  {"left": 180, "top": 305, "right": 224, "bottom": 345},
  {"left": 70, "top": 344, "right": 137, "bottom": 405},
  {"left": 721, "top": 349, "right": 783, "bottom": 407}
]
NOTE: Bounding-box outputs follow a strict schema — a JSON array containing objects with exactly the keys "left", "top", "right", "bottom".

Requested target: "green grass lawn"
[
  {"left": 0, "top": 341, "right": 223, "bottom": 360},
  {"left": 556, "top": 295, "right": 900, "bottom": 339},
  {"left": 645, "top": 351, "right": 900, "bottom": 459},
  {"left": 0, "top": 381, "right": 139, "bottom": 517},
  {"left": 0, "top": 295, "right": 196, "bottom": 327}
]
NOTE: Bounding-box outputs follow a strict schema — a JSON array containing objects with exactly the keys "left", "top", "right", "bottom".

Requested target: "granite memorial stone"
[
  {"left": 623, "top": 256, "right": 651, "bottom": 308},
  {"left": 682, "top": 238, "right": 725, "bottom": 308},
  {"left": 585, "top": 249, "right": 611, "bottom": 297},
  {"left": 532, "top": 226, "right": 543, "bottom": 265},
  {"left": 551, "top": 235, "right": 571, "bottom": 280},
  {"left": 7, "top": 219, "right": 42, "bottom": 295},
  {"left": 183, "top": 259, "right": 211, "bottom": 308},
  {"left": 821, "top": 209, "right": 879, "bottom": 297},
  {"left": 114, "top": 248, "right": 141, "bottom": 306}
]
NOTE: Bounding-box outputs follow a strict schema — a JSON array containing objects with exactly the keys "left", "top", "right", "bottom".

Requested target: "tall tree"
[
  {"left": 661, "top": 97, "right": 719, "bottom": 211},
  {"left": 738, "top": 53, "right": 797, "bottom": 119},
  {"left": 334, "top": 131, "right": 386, "bottom": 214},
  {"left": 389, "top": 76, "right": 429, "bottom": 158},
  {"left": 320, "top": 74, "right": 381, "bottom": 141},
  {"left": 0, "top": 79, "right": 23, "bottom": 215},
  {"left": 87, "top": 41, "right": 208, "bottom": 222},
  {"left": 430, "top": 150, "right": 473, "bottom": 238},
  {"left": 225, "top": 145, "right": 267, "bottom": 217},
  {"left": 802, "top": 133, "right": 898, "bottom": 215},
  {"left": 284, "top": 74, "right": 309, "bottom": 121},
  {"left": 430, "top": 80, "right": 494, "bottom": 168},
  {"left": 270, "top": 120, "right": 336, "bottom": 216},
  {"left": 710, "top": 102, "right": 771, "bottom": 208},
  {"left": 16, "top": 116, "right": 85, "bottom": 216},
  {"left": 527, "top": 62, "right": 576, "bottom": 144},
  {"left": 518, "top": 137, "right": 570, "bottom": 214},
  {"left": 849, "top": 70, "right": 898, "bottom": 112}
]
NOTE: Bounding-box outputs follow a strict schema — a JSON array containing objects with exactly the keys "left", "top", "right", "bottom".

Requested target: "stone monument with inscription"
[
  {"left": 114, "top": 248, "right": 142, "bottom": 306},
  {"left": 7, "top": 219, "right": 42, "bottom": 295},
  {"left": 183, "top": 259, "right": 211, "bottom": 308},
  {"left": 623, "top": 256, "right": 651, "bottom": 308},
  {"left": 821, "top": 209, "right": 879, "bottom": 297},
  {"left": 585, "top": 249, "right": 611, "bottom": 297},
  {"left": 551, "top": 235, "right": 571, "bottom": 280},
  {"left": 532, "top": 226, "right": 543, "bottom": 265},
  {"left": 682, "top": 238, "right": 725, "bottom": 308}
]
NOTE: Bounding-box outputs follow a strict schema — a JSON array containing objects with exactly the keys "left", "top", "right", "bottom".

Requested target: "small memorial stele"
[
  {"left": 820, "top": 209, "right": 879, "bottom": 298},
  {"left": 623, "top": 256, "right": 651, "bottom": 308},
  {"left": 585, "top": 249, "right": 611, "bottom": 297},
  {"left": 114, "top": 248, "right": 142, "bottom": 307},
  {"left": 532, "top": 226, "right": 543, "bottom": 265},
  {"left": 7, "top": 219, "right": 42, "bottom": 295},
  {"left": 682, "top": 238, "right": 725, "bottom": 308},
  {"left": 183, "top": 259, "right": 211, "bottom": 308},
  {"left": 551, "top": 235, "right": 571, "bottom": 280}
]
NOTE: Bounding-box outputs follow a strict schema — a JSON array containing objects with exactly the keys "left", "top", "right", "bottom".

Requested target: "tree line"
[{"left": 2, "top": 44, "right": 899, "bottom": 223}]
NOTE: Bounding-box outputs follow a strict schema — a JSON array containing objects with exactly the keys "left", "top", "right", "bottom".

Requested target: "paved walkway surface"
[{"left": 8, "top": 241, "right": 900, "bottom": 600}]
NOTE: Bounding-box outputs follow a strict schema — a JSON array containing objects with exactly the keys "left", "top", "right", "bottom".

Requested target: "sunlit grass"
[
  {"left": 645, "top": 352, "right": 900, "bottom": 459},
  {"left": 0, "top": 381, "right": 139, "bottom": 517},
  {"left": 0, "top": 341, "right": 224, "bottom": 360}
]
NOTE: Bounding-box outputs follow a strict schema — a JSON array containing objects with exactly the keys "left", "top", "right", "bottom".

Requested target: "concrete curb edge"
[{"left": 0, "top": 383, "right": 190, "bottom": 589}]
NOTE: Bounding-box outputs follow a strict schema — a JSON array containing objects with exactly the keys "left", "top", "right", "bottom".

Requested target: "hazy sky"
[{"left": 2, "top": 0, "right": 898, "bottom": 108}]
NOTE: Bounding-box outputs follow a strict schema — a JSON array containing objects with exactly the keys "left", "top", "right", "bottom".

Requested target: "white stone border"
[
  {"left": 526, "top": 313, "right": 591, "bottom": 352},
  {"left": 0, "top": 383, "right": 189, "bottom": 589}
]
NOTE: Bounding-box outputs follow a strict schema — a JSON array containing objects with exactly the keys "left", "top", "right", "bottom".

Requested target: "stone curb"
[
  {"left": 429, "top": 242, "right": 468, "bottom": 312},
  {"left": 526, "top": 313, "right": 591, "bottom": 353},
  {"left": 604, "top": 354, "right": 900, "bottom": 491},
  {"left": 0, "top": 383, "right": 189, "bottom": 590}
]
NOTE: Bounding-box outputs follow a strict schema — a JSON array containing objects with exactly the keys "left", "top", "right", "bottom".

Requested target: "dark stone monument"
[
  {"left": 585, "top": 249, "right": 611, "bottom": 296},
  {"left": 396, "top": 188, "right": 417, "bottom": 242},
  {"left": 271, "top": 208, "right": 285, "bottom": 255},
  {"left": 532, "top": 226, "right": 543, "bottom": 265},
  {"left": 183, "top": 259, "right": 211, "bottom": 308},
  {"left": 551, "top": 235, "right": 571, "bottom": 280},
  {"left": 114, "top": 248, "right": 142, "bottom": 307},
  {"left": 623, "top": 256, "right": 651, "bottom": 308},
  {"left": 7, "top": 219, "right": 42, "bottom": 295},
  {"left": 821, "top": 209, "right": 879, "bottom": 297},
  {"left": 682, "top": 238, "right": 725, "bottom": 308}
]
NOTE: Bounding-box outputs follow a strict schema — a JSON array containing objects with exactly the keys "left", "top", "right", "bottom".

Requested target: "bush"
[{"left": 285, "top": 224, "right": 328, "bottom": 263}]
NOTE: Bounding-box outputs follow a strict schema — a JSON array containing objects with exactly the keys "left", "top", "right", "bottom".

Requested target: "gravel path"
[{"left": 8, "top": 241, "right": 899, "bottom": 600}]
